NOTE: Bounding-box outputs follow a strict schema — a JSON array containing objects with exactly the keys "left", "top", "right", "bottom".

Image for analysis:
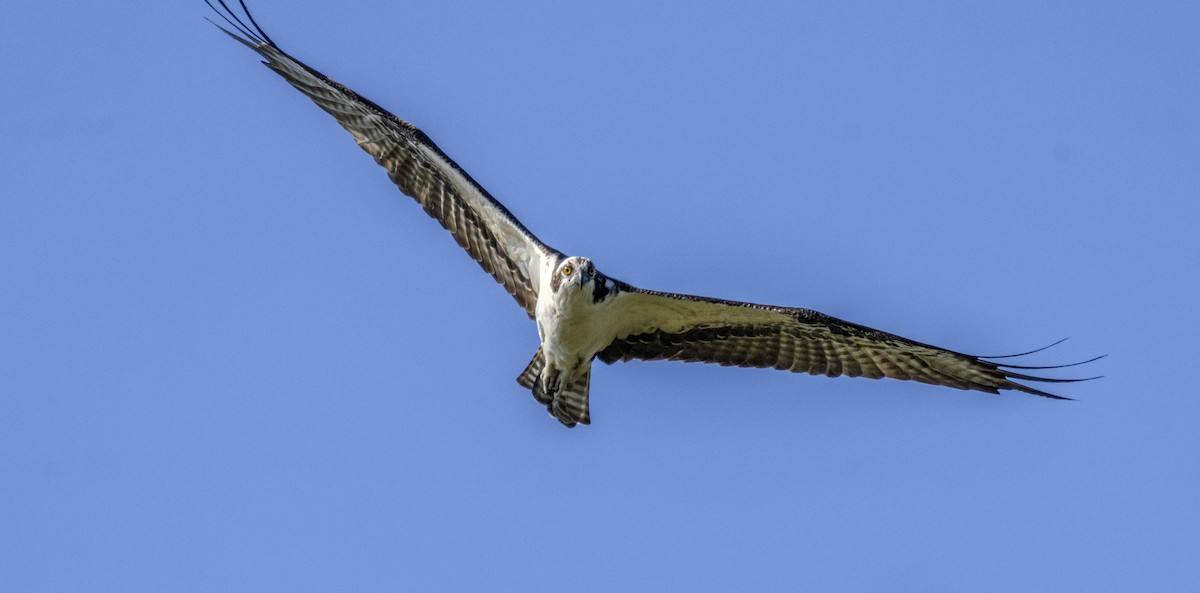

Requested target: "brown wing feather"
[
  {"left": 211, "top": 10, "right": 560, "bottom": 317},
  {"left": 598, "top": 286, "right": 1088, "bottom": 398}
]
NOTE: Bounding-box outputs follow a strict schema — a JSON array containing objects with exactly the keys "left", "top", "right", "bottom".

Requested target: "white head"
[{"left": 551, "top": 256, "right": 597, "bottom": 293}]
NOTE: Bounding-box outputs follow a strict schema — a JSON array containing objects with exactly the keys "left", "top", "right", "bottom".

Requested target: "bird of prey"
[{"left": 207, "top": 1, "right": 1097, "bottom": 427}]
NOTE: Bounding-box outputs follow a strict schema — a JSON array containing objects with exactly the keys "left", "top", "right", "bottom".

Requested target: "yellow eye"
[{"left": 563, "top": 265, "right": 573, "bottom": 276}]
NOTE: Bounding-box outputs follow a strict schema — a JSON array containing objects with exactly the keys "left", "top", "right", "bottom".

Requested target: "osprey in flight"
[{"left": 208, "top": 2, "right": 1096, "bottom": 427}]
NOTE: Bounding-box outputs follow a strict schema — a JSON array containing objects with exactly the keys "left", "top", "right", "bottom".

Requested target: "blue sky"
[{"left": 2, "top": 1, "right": 1198, "bottom": 590}]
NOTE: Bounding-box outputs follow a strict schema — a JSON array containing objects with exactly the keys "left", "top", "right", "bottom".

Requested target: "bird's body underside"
[{"left": 207, "top": 1, "right": 1100, "bottom": 427}]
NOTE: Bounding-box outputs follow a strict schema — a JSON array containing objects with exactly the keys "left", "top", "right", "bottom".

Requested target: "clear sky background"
[{"left": 2, "top": 1, "right": 1198, "bottom": 591}]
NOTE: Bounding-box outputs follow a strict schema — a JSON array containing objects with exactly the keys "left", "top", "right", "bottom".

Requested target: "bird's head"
[{"left": 554, "top": 256, "right": 598, "bottom": 291}]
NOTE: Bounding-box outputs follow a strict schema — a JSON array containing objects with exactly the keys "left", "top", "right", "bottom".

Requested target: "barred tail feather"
[
  {"left": 516, "top": 349, "right": 592, "bottom": 427},
  {"left": 551, "top": 368, "right": 592, "bottom": 428},
  {"left": 517, "top": 348, "right": 546, "bottom": 394}
]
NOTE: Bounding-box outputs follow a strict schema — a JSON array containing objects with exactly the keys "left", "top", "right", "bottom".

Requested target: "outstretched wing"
[
  {"left": 598, "top": 285, "right": 1098, "bottom": 398},
  {"left": 208, "top": 1, "right": 562, "bottom": 317}
]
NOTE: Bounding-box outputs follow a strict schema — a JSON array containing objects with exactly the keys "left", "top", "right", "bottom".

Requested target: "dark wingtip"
[
  {"left": 236, "top": 0, "right": 276, "bottom": 46},
  {"left": 971, "top": 339, "right": 1105, "bottom": 400},
  {"left": 204, "top": 17, "right": 259, "bottom": 49},
  {"left": 974, "top": 337, "right": 1070, "bottom": 359},
  {"left": 1042, "top": 392, "right": 1076, "bottom": 401},
  {"left": 1008, "top": 381, "right": 1076, "bottom": 400},
  {"left": 1003, "top": 366, "right": 1102, "bottom": 401},
  {"left": 994, "top": 353, "right": 1107, "bottom": 371},
  {"left": 205, "top": 0, "right": 275, "bottom": 47},
  {"left": 1004, "top": 370, "right": 1103, "bottom": 384}
]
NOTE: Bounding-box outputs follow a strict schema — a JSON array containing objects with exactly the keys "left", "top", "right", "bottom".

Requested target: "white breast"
[{"left": 535, "top": 280, "right": 621, "bottom": 368}]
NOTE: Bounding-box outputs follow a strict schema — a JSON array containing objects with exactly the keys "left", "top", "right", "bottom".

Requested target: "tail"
[
  {"left": 551, "top": 368, "right": 592, "bottom": 428},
  {"left": 516, "top": 348, "right": 546, "bottom": 395},
  {"left": 516, "top": 349, "right": 592, "bottom": 428}
]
